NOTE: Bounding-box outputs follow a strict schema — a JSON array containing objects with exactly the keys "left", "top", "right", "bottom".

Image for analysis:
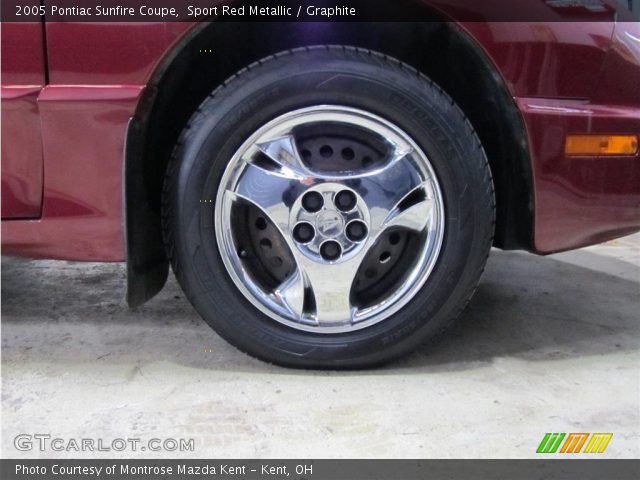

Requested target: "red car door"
[{"left": 1, "top": 22, "right": 46, "bottom": 218}]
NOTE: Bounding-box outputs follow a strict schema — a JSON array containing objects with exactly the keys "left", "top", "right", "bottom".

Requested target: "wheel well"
[{"left": 125, "top": 20, "right": 534, "bottom": 306}]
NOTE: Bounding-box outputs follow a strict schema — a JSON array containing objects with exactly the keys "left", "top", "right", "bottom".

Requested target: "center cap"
[{"left": 316, "top": 210, "right": 344, "bottom": 238}]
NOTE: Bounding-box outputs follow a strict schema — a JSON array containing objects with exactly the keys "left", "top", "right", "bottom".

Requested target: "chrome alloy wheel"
[{"left": 215, "top": 106, "right": 445, "bottom": 333}]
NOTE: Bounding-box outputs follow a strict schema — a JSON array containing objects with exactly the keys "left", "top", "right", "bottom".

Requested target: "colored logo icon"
[{"left": 537, "top": 433, "right": 612, "bottom": 454}]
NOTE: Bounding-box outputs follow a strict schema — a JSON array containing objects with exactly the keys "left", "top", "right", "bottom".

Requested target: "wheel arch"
[{"left": 125, "top": 18, "right": 534, "bottom": 307}]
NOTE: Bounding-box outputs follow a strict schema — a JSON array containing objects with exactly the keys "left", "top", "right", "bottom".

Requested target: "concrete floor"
[{"left": 1, "top": 234, "right": 638, "bottom": 459}]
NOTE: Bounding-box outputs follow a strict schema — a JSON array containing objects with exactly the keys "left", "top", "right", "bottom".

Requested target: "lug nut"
[
  {"left": 302, "top": 191, "right": 323, "bottom": 213},
  {"left": 320, "top": 240, "right": 342, "bottom": 261},
  {"left": 335, "top": 190, "right": 357, "bottom": 212},
  {"left": 293, "top": 222, "right": 315, "bottom": 243},
  {"left": 346, "top": 220, "right": 368, "bottom": 242}
]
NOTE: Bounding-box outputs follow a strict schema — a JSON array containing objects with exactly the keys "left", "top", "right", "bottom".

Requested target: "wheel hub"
[
  {"left": 315, "top": 210, "right": 343, "bottom": 238},
  {"left": 290, "top": 184, "right": 370, "bottom": 263}
]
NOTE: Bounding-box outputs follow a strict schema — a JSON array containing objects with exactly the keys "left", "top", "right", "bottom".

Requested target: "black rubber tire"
[{"left": 162, "top": 46, "right": 495, "bottom": 369}]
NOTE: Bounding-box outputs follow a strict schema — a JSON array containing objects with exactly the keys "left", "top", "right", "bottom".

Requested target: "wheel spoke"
[
  {"left": 348, "top": 147, "right": 433, "bottom": 237},
  {"left": 380, "top": 183, "right": 435, "bottom": 233},
  {"left": 229, "top": 161, "right": 306, "bottom": 235},
  {"left": 256, "top": 134, "right": 311, "bottom": 177},
  {"left": 296, "top": 254, "right": 362, "bottom": 325},
  {"left": 271, "top": 269, "right": 306, "bottom": 319}
]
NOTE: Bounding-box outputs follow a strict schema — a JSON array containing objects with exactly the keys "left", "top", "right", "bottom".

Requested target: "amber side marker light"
[{"left": 565, "top": 134, "right": 638, "bottom": 156}]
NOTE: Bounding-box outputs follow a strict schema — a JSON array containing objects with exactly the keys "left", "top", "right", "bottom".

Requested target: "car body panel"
[
  {"left": 463, "top": 21, "right": 640, "bottom": 252},
  {"left": 1, "top": 22, "right": 46, "bottom": 219},
  {"left": 1, "top": 22, "right": 46, "bottom": 85},
  {"left": 1, "top": 85, "right": 142, "bottom": 260},
  {"left": 592, "top": 22, "right": 640, "bottom": 105},
  {"left": 44, "top": 22, "right": 191, "bottom": 85},
  {"left": 1, "top": 87, "right": 44, "bottom": 219},
  {"left": 518, "top": 97, "right": 640, "bottom": 251},
  {"left": 461, "top": 22, "right": 614, "bottom": 99},
  {"left": 1, "top": 17, "right": 639, "bottom": 260}
]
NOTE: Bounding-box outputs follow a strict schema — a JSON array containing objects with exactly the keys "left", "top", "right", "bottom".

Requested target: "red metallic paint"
[
  {"left": 593, "top": 22, "right": 640, "bottom": 105},
  {"left": 1, "top": 22, "right": 46, "bottom": 219},
  {"left": 45, "top": 22, "right": 192, "bottom": 85},
  {"left": 1, "top": 87, "right": 44, "bottom": 219},
  {"left": 1, "top": 22, "right": 46, "bottom": 84},
  {"left": 1, "top": 86, "right": 143, "bottom": 260},
  {"left": 2, "top": 21, "right": 192, "bottom": 259},
  {"left": 460, "top": 22, "right": 615, "bottom": 98},
  {"left": 461, "top": 21, "right": 640, "bottom": 252},
  {"left": 517, "top": 97, "right": 640, "bottom": 251},
  {"left": 1, "top": 19, "right": 639, "bottom": 260}
]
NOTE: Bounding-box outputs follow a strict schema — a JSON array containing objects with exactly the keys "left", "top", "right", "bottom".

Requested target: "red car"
[{"left": 2, "top": 4, "right": 639, "bottom": 367}]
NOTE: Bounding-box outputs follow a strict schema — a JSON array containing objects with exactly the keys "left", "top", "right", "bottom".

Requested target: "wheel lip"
[{"left": 215, "top": 105, "right": 445, "bottom": 334}]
